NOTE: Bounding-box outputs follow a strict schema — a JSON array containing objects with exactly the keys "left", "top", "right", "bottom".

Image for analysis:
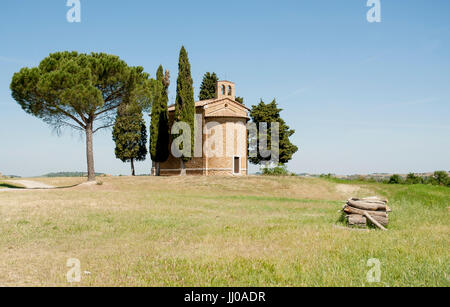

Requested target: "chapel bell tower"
[{"left": 216, "top": 80, "right": 235, "bottom": 100}]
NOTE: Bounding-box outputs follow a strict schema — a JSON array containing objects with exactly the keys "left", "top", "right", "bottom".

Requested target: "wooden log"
[
  {"left": 348, "top": 199, "right": 387, "bottom": 210},
  {"left": 358, "top": 197, "right": 388, "bottom": 204},
  {"left": 347, "top": 214, "right": 367, "bottom": 227},
  {"left": 364, "top": 212, "right": 387, "bottom": 231},
  {"left": 347, "top": 199, "right": 387, "bottom": 211},
  {"left": 343, "top": 205, "right": 388, "bottom": 217},
  {"left": 370, "top": 215, "right": 388, "bottom": 227},
  {"left": 349, "top": 197, "right": 392, "bottom": 212},
  {"left": 357, "top": 200, "right": 387, "bottom": 206},
  {"left": 345, "top": 213, "right": 388, "bottom": 227}
]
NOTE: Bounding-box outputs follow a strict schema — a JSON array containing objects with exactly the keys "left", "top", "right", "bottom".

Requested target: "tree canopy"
[
  {"left": 10, "top": 51, "right": 151, "bottom": 181},
  {"left": 199, "top": 72, "right": 218, "bottom": 101},
  {"left": 249, "top": 99, "right": 298, "bottom": 166},
  {"left": 113, "top": 100, "right": 148, "bottom": 176}
]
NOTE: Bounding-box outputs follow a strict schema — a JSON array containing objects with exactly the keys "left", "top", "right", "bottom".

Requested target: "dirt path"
[{"left": 335, "top": 184, "right": 361, "bottom": 195}]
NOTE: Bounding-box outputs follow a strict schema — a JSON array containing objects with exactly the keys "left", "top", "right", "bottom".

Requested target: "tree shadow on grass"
[{"left": 0, "top": 182, "right": 25, "bottom": 189}]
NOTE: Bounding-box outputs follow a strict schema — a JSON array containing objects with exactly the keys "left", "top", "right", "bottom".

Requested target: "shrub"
[
  {"left": 405, "top": 173, "right": 422, "bottom": 184},
  {"left": 433, "top": 171, "right": 449, "bottom": 186},
  {"left": 262, "top": 165, "right": 290, "bottom": 176},
  {"left": 388, "top": 174, "right": 403, "bottom": 184}
]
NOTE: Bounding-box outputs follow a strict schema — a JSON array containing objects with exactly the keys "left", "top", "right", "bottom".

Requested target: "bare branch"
[
  {"left": 60, "top": 121, "right": 85, "bottom": 131},
  {"left": 94, "top": 104, "right": 120, "bottom": 118},
  {"left": 93, "top": 124, "right": 114, "bottom": 133},
  {"left": 54, "top": 106, "right": 86, "bottom": 129}
]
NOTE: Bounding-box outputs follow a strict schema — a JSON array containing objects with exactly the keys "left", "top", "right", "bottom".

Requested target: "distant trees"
[
  {"left": 249, "top": 99, "right": 298, "bottom": 166},
  {"left": 150, "top": 65, "right": 170, "bottom": 176},
  {"left": 112, "top": 100, "right": 148, "bottom": 176},
  {"left": 174, "top": 46, "right": 195, "bottom": 175},
  {"left": 388, "top": 171, "right": 450, "bottom": 187},
  {"left": 199, "top": 72, "right": 218, "bottom": 100},
  {"left": 10, "top": 51, "right": 150, "bottom": 181}
]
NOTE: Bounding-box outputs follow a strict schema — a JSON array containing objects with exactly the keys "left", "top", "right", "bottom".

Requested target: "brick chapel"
[{"left": 154, "top": 81, "right": 250, "bottom": 176}]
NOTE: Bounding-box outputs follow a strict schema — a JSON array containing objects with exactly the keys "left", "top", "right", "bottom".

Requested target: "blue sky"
[{"left": 0, "top": 0, "right": 449, "bottom": 176}]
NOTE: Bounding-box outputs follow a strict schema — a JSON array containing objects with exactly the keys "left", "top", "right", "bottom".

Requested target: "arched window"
[
  {"left": 221, "top": 85, "right": 226, "bottom": 95},
  {"left": 228, "top": 86, "right": 232, "bottom": 96}
]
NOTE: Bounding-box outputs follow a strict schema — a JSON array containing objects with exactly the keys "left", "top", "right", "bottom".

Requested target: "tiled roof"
[{"left": 168, "top": 97, "right": 249, "bottom": 112}]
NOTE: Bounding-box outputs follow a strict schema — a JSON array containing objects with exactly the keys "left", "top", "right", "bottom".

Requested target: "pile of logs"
[{"left": 343, "top": 197, "right": 391, "bottom": 230}]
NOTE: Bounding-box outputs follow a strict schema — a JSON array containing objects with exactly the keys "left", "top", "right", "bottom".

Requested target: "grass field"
[{"left": 0, "top": 176, "right": 448, "bottom": 286}]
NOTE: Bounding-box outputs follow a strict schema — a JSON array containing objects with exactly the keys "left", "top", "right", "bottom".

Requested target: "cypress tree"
[
  {"left": 150, "top": 65, "right": 170, "bottom": 176},
  {"left": 249, "top": 99, "right": 298, "bottom": 166},
  {"left": 174, "top": 46, "right": 195, "bottom": 175},
  {"left": 199, "top": 72, "right": 219, "bottom": 100},
  {"left": 112, "top": 101, "right": 148, "bottom": 176}
]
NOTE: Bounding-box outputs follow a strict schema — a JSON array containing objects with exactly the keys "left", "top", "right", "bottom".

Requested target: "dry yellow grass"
[{"left": 0, "top": 176, "right": 448, "bottom": 286}]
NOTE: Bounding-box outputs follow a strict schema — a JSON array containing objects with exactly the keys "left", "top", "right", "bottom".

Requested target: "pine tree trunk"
[
  {"left": 131, "top": 159, "right": 135, "bottom": 176},
  {"left": 180, "top": 159, "right": 186, "bottom": 176},
  {"left": 85, "top": 123, "right": 96, "bottom": 182},
  {"left": 156, "top": 162, "right": 161, "bottom": 176}
]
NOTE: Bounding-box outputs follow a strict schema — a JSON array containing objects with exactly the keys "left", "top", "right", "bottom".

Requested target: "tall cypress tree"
[
  {"left": 113, "top": 101, "right": 148, "bottom": 176},
  {"left": 249, "top": 99, "right": 298, "bottom": 166},
  {"left": 174, "top": 46, "right": 195, "bottom": 175},
  {"left": 199, "top": 72, "right": 218, "bottom": 100},
  {"left": 150, "top": 65, "right": 170, "bottom": 176}
]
